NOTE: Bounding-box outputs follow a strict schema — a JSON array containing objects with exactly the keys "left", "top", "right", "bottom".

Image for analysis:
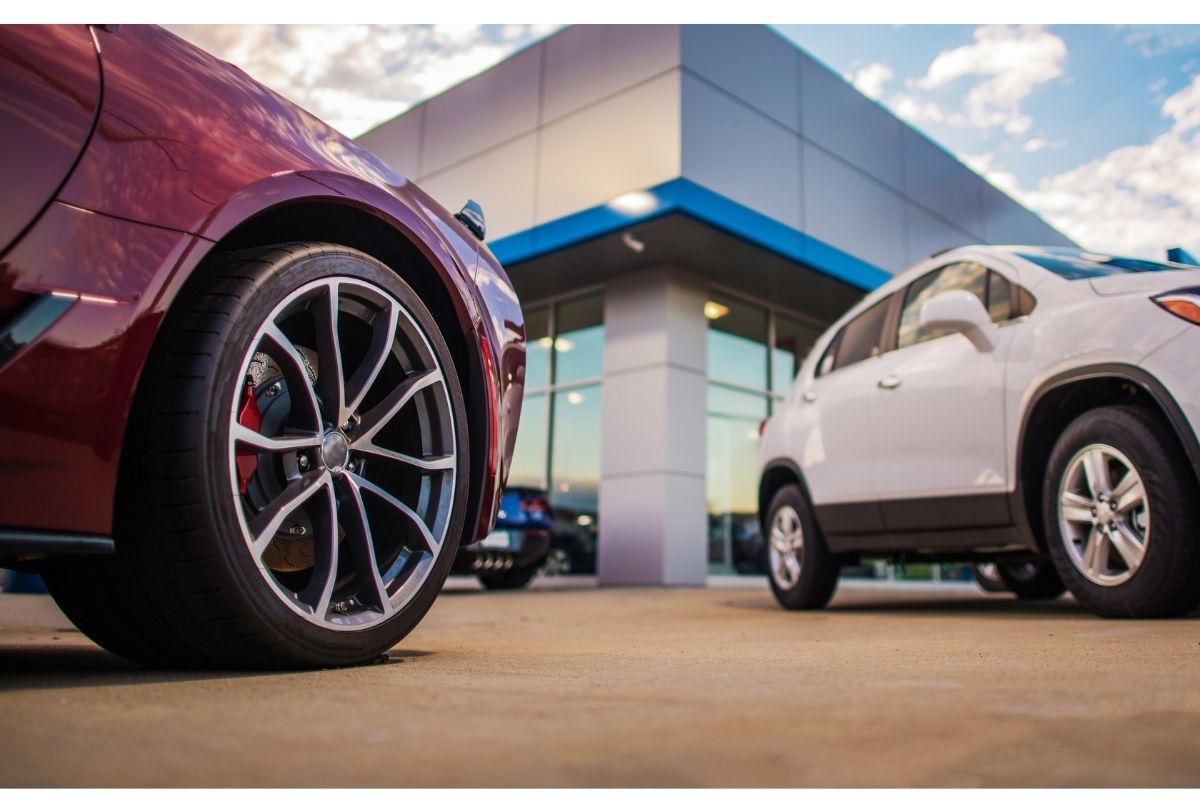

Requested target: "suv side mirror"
[{"left": 919, "top": 290, "right": 996, "bottom": 352}]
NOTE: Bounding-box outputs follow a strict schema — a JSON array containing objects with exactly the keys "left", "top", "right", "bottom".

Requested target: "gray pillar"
[{"left": 598, "top": 266, "right": 708, "bottom": 585}]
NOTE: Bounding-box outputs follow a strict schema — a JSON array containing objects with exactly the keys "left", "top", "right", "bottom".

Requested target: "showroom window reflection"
[
  {"left": 507, "top": 292, "right": 604, "bottom": 574},
  {"left": 706, "top": 291, "right": 822, "bottom": 575}
]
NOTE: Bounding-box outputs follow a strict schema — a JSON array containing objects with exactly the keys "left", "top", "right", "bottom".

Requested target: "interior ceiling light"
[
  {"left": 704, "top": 301, "right": 730, "bottom": 321},
  {"left": 554, "top": 338, "right": 575, "bottom": 352}
]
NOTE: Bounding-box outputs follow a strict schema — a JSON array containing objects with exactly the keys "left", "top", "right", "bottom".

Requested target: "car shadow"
[
  {"left": 726, "top": 591, "right": 1200, "bottom": 620},
  {"left": 0, "top": 645, "right": 433, "bottom": 693}
]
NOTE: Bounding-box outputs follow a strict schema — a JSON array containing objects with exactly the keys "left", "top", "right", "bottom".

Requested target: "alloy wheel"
[
  {"left": 227, "top": 276, "right": 457, "bottom": 631},
  {"left": 1058, "top": 443, "right": 1150, "bottom": 587},
  {"left": 769, "top": 505, "right": 804, "bottom": 590}
]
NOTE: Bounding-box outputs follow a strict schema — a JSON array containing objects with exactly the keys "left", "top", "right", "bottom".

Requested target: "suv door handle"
[{"left": 877, "top": 375, "right": 902, "bottom": 390}]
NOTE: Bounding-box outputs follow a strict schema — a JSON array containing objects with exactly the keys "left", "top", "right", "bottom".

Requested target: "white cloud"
[
  {"left": 1022, "top": 137, "right": 1066, "bottom": 153},
  {"left": 1021, "top": 74, "right": 1200, "bottom": 257},
  {"left": 962, "top": 153, "right": 1025, "bottom": 200},
  {"left": 889, "top": 93, "right": 946, "bottom": 126},
  {"left": 848, "top": 62, "right": 893, "bottom": 100},
  {"left": 1163, "top": 73, "right": 1200, "bottom": 131},
  {"left": 168, "top": 24, "right": 558, "bottom": 137},
  {"left": 911, "top": 25, "right": 1067, "bottom": 136}
]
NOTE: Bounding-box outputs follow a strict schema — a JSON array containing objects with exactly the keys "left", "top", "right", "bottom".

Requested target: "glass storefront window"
[
  {"left": 524, "top": 307, "right": 550, "bottom": 393},
  {"left": 551, "top": 384, "right": 602, "bottom": 517},
  {"left": 772, "top": 313, "right": 822, "bottom": 398},
  {"left": 505, "top": 292, "right": 605, "bottom": 574},
  {"left": 706, "top": 385, "right": 768, "bottom": 574},
  {"left": 507, "top": 394, "right": 547, "bottom": 489},
  {"left": 706, "top": 293, "right": 768, "bottom": 391},
  {"left": 554, "top": 294, "right": 604, "bottom": 385}
]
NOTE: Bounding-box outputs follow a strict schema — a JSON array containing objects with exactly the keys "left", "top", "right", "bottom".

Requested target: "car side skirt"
[
  {"left": 815, "top": 493, "right": 1033, "bottom": 555},
  {"left": 0, "top": 530, "right": 115, "bottom": 556}
]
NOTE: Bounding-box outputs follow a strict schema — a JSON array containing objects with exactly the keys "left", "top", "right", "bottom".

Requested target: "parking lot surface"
[{"left": 1, "top": 577, "right": 1198, "bottom": 787}]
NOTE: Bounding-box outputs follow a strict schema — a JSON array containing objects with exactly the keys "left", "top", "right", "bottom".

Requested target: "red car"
[{"left": 0, "top": 25, "right": 525, "bottom": 668}]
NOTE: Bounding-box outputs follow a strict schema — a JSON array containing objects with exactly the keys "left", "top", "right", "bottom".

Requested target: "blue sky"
[
  {"left": 173, "top": 24, "right": 1200, "bottom": 258},
  {"left": 778, "top": 27, "right": 1198, "bottom": 192}
]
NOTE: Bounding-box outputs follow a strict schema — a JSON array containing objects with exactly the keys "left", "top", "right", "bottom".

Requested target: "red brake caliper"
[{"left": 235, "top": 379, "right": 263, "bottom": 495}]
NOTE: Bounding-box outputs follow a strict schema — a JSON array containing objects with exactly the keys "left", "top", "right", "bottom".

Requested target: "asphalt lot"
[{"left": 1, "top": 576, "right": 1199, "bottom": 788}]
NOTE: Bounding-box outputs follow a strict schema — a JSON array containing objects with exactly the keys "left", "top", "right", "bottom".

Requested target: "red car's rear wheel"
[{"left": 43, "top": 243, "right": 468, "bottom": 668}]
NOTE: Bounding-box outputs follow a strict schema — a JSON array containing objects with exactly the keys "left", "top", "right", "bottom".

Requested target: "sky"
[{"left": 170, "top": 24, "right": 1200, "bottom": 259}]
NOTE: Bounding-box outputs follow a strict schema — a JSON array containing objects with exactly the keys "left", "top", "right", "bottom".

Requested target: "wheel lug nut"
[{"left": 298, "top": 454, "right": 310, "bottom": 470}]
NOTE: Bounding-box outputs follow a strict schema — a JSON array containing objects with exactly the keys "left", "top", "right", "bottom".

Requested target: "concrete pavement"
[{"left": 1, "top": 577, "right": 1198, "bottom": 787}]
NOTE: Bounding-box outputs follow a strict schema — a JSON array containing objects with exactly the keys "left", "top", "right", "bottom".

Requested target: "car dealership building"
[{"left": 358, "top": 24, "right": 1075, "bottom": 586}]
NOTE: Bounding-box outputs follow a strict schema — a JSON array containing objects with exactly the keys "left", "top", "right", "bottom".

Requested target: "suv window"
[
  {"left": 817, "top": 295, "right": 893, "bottom": 377},
  {"left": 896, "top": 261, "right": 1035, "bottom": 350}
]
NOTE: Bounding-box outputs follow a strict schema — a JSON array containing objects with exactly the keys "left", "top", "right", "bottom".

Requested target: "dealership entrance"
[{"left": 505, "top": 213, "right": 862, "bottom": 583}]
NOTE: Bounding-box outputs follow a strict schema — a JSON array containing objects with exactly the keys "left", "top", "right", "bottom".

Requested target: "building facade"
[{"left": 358, "top": 24, "right": 1075, "bottom": 586}]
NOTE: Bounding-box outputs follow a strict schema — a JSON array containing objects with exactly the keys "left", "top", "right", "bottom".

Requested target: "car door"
[
  {"left": 794, "top": 293, "right": 897, "bottom": 534},
  {"left": 870, "top": 260, "right": 1020, "bottom": 530},
  {"left": 0, "top": 25, "right": 102, "bottom": 256}
]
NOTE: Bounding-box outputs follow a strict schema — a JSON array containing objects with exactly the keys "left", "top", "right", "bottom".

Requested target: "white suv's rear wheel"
[{"left": 1043, "top": 405, "right": 1200, "bottom": 618}]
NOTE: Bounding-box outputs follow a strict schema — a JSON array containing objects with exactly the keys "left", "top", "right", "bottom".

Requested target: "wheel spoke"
[
  {"left": 339, "top": 475, "right": 391, "bottom": 612},
  {"left": 249, "top": 471, "right": 330, "bottom": 559},
  {"left": 233, "top": 424, "right": 324, "bottom": 454},
  {"left": 1060, "top": 491, "right": 1095, "bottom": 523},
  {"left": 344, "top": 299, "right": 399, "bottom": 416},
  {"left": 348, "top": 472, "right": 440, "bottom": 555},
  {"left": 260, "top": 323, "right": 322, "bottom": 431},
  {"left": 351, "top": 369, "right": 442, "bottom": 446},
  {"left": 312, "top": 283, "right": 347, "bottom": 428},
  {"left": 353, "top": 442, "right": 455, "bottom": 472},
  {"left": 297, "top": 480, "right": 340, "bottom": 619},
  {"left": 1083, "top": 528, "right": 1110, "bottom": 576},
  {"left": 1112, "top": 472, "right": 1145, "bottom": 515},
  {"left": 1110, "top": 522, "right": 1146, "bottom": 571},
  {"left": 1082, "top": 449, "right": 1111, "bottom": 498}
]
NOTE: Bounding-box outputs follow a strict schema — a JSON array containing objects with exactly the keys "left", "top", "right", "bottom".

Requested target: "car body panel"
[
  {"left": 0, "top": 25, "right": 100, "bottom": 262},
  {"left": 0, "top": 25, "right": 523, "bottom": 546}
]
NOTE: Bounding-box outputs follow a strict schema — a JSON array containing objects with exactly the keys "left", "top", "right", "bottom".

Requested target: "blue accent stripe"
[{"left": 489, "top": 177, "right": 892, "bottom": 291}]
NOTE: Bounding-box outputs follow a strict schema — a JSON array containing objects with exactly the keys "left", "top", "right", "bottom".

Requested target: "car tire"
[
  {"left": 1042, "top": 405, "right": 1200, "bottom": 618},
  {"left": 971, "top": 563, "right": 1007, "bottom": 593},
  {"left": 479, "top": 565, "right": 538, "bottom": 591},
  {"left": 42, "top": 243, "right": 469, "bottom": 668},
  {"left": 542, "top": 546, "right": 573, "bottom": 577},
  {"left": 765, "top": 484, "right": 839, "bottom": 610},
  {"left": 996, "top": 561, "right": 1065, "bottom": 600}
]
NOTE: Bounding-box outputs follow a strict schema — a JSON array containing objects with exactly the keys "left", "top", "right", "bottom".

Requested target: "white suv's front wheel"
[
  {"left": 765, "top": 485, "right": 839, "bottom": 610},
  {"left": 1043, "top": 405, "right": 1200, "bottom": 618}
]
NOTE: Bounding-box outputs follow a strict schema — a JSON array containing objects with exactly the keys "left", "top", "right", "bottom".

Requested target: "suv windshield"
[{"left": 1019, "top": 248, "right": 1197, "bottom": 280}]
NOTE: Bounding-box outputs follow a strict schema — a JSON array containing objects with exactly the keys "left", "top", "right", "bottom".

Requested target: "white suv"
[{"left": 758, "top": 246, "right": 1200, "bottom": 618}]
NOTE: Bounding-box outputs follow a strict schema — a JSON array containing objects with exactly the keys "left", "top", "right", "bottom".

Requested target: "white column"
[{"left": 597, "top": 266, "right": 708, "bottom": 586}]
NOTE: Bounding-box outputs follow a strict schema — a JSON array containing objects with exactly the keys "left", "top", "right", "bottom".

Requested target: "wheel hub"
[{"left": 321, "top": 430, "right": 350, "bottom": 473}]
